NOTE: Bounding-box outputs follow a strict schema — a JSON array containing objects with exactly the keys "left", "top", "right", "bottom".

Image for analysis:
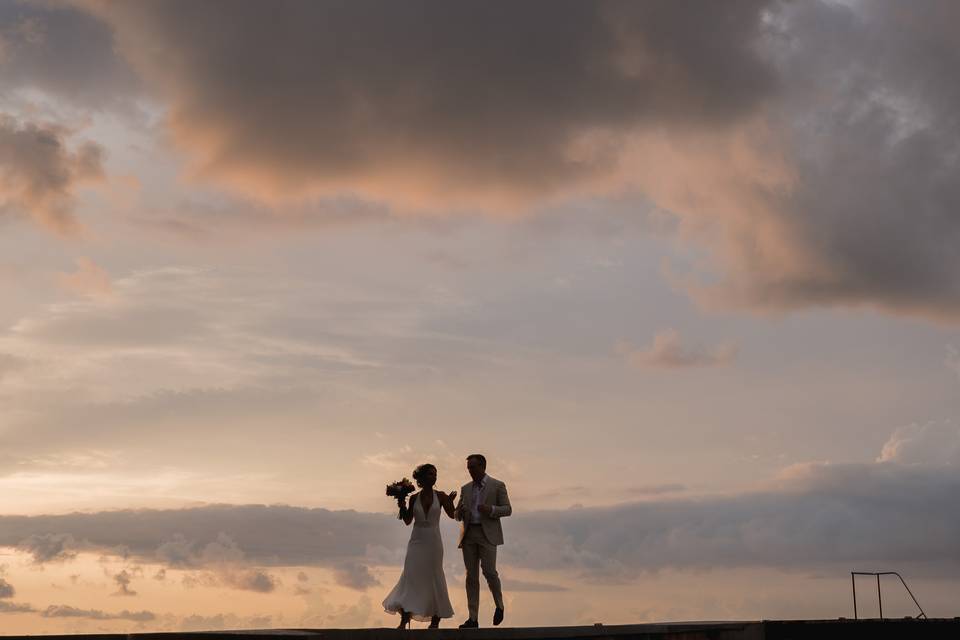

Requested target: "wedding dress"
[{"left": 382, "top": 490, "right": 455, "bottom": 621}]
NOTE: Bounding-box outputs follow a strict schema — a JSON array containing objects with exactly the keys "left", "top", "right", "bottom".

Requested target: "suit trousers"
[{"left": 461, "top": 523, "right": 503, "bottom": 620}]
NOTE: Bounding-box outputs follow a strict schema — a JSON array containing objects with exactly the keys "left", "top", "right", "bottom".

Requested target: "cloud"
[
  {"left": 619, "top": 329, "right": 737, "bottom": 368},
  {"left": 1, "top": 1, "right": 955, "bottom": 322},
  {"left": 947, "top": 345, "right": 960, "bottom": 380},
  {"left": 625, "top": 484, "right": 687, "bottom": 496},
  {"left": 178, "top": 613, "right": 272, "bottom": 632},
  {"left": 0, "top": 421, "right": 957, "bottom": 587},
  {"left": 332, "top": 562, "right": 380, "bottom": 591},
  {"left": 0, "top": 115, "right": 104, "bottom": 233},
  {"left": 673, "top": 0, "right": 960, "bottom": 322},
  {"left": 224, "top": 569, "right": 277, "bottom": 593},
  {"left": 18, "top": 533, "right": 77, "bottom": 564},
  {"left": 1, "top": 433, "right": 959, "bottom": 584},
  {"left": 503, "top": 578, "right": 568, "bottom": 593},
  {"left": 82, "top": 0, "right": 775, "bottom": 211},
  {"left": 155, "top": 534, "right": 194, "bottom": 568},
  {"left": 0, "top": 353, "right": 24, "bottom": 379},
  {"left": 12, "top": 299, "right": 207, "bottom": 348},
  {"left": 302, "top": 594, "right": 374, "bottom": 628},
  {"left": 877, "top": 421, "right": 960, "bottom": 466},
  {"left": 58, "top": 257, "right": 113, "bottom": 298},
  {"left": 72, "top": 0, "right": 960, "bottom": 322},
  {"left": 506, "top": 457, "right": 960, "bottom": 580},
  {"left": 112, "top": 569, "right": 137, "bottom": 596},
  {"left": 0, "top": 2, "right": 140, "bottom": 109},
  {"left": 40, "top": 604, "right": 155, "bottom": 621},
  {"left": 175, "top": 533, "right": 279, "bottom": 593},
  {"left": 0, "top": 505, "right": 400, "bottom": 568},
  {"left": 0, "top": 578, "right": 14, "bottom": 598},
  {"left": 0, "top": 601, "right": 34, "bottom": 614}
]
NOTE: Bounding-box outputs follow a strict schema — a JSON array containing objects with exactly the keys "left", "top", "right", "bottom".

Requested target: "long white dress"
[{"left": 382, "top": 490, "right": 455, "bottom": 622}]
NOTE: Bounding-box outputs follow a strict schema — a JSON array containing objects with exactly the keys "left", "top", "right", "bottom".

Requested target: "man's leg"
[
  {"left": 478, "top": 541, "right": 503, "bottom": 612},
  {"left": 461, "top": 531, "right": 481, "bottom": 622}
]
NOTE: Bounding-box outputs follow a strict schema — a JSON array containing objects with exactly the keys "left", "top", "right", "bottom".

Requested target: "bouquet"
[
  {"left": 386, "top": 478, "right": 416, "bottom": 500},
  {"left": 386, "top": 478, "right": 416, "bottom": 519}
]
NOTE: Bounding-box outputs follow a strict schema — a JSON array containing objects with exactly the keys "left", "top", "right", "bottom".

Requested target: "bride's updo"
[{"left": 412, "top": 463, "right": 437, "bottom": 487}]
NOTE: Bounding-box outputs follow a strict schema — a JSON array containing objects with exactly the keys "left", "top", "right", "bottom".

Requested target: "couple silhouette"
[{"left": 383, "top": 454, "right": 512, "bottom": 629}]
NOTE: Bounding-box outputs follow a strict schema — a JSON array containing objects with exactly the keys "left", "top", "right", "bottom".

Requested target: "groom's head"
[{"left": 466, "top": 454, "right": 487, "bottom": 482}]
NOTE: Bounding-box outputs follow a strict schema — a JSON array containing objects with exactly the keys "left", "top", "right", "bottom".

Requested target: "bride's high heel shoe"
[
  {"left": 428, "top": 616, "right": 440, "bottom": 629},
  {"left": 398, "top": 611, "right": 412, "bottom": 629}
]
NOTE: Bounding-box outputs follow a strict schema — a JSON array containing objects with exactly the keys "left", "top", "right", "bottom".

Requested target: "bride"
[{"left": 383, "top": 463, "right": 457, "bottom": 628}]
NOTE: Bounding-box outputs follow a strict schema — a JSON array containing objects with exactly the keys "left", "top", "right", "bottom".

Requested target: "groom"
[{"left": 455, "top": 453, "right": 512, "bottom": 629}]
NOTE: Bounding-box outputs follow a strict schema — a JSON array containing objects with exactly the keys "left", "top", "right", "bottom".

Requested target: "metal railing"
[{"left": 851, "top": 571, "right": 927, "bottom": 620}]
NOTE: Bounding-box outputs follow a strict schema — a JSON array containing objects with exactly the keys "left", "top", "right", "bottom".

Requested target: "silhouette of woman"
[{"left": 383, "top": 464, "right": 457, "bottom": 628}]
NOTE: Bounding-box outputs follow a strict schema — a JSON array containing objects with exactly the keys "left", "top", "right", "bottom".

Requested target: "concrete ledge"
[{"left": 6, "top": 619, "right": 960, "bottom": 640}]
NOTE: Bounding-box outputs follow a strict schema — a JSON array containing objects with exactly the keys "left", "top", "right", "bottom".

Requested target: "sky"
[{"left": 1, "top": 0, "right": 960, "bottom": 633}]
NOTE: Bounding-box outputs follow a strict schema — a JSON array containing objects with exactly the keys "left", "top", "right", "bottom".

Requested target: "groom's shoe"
[
  {"left": 459, "top": 619, "right": 479, "bottom": 629},
  {"left": 493, "top": 607, "right": 504, "bottom": 626}
]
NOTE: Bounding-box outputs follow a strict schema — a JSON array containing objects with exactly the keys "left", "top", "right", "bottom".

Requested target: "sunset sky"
[{"left": 1, "top": 0, "right": 960, "bottom": 633}]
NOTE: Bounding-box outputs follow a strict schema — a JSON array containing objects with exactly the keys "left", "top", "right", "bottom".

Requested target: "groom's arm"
[{"left": 490, "top": 481, "right": 512, "bottom": 518}]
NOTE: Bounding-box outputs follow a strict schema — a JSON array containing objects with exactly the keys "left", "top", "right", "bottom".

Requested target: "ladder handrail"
[{"left": 851, "top": 571, "right": 927, "bottom": 620}]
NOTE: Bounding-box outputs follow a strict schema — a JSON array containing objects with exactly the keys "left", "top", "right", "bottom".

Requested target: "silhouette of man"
[{"left": 455, "top": 453, "right": 511, "bottom": 628}]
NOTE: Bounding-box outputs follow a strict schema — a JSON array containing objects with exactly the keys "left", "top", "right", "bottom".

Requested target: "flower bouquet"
[{"left": 386, "top": 478, "right": 416, "bottom": 519}]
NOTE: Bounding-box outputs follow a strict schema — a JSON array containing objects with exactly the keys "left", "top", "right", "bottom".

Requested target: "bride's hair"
[{"left": 412, "top": 463, "right": 437, "bottom": 487}]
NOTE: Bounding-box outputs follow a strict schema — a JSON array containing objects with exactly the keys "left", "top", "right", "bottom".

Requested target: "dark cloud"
[
  {"left": 226, "top": 569, "right": 277, "bottom": 593},
  {"left": 3, "top": 436, "right": 960, "bottom": 581},
  {"left": 132, "top": 193, "right": 392, "bottom": 241},
  {"left": 40, "top": 604, "right": 155, "bottom": 621},
  {"left": 81, "top": 0, "right": 960, "bottom": 322},
  {"left": 0, "top": 504, "right": 404, "bottom": 568},
  {"left": 83, "top": 0, "right": 774, "bottom": 208},
  {"left": 155, "top": 534, "right": 193, "bottom": 568},
  {"left": 332, "top": 561, "right": 380, "bottom": 591},
  {"left": 141, "top": 531, "right": 283, "bottom": 593},
  {"left": 505, "top": 460, "right": 960, "bottom": 579},
  {"left": 112, "top": 569, "right": 137, "bottom": 596},
  {"left": 686, "top": 0, "right": 960, "bottom": 321},
  {"left": 0, "top": 600, "right": 34, "bottom": 613},
  {"left": 190, "top": 535, "right": 281, "bottom": 593},
  {"left": 0, "top": 1, "right": 140, "bottom": 108},
  {"left": 0, "top": 578, "right": 14, "bottom": 598},
  {"left": 0, "top": 115, "right": 104, "bottom": 233},
  {"left": 17, "top": 533, "right": 77, "bottom": 564},
  {"left": 1, "top": 0, "right": 955, "bottom": 320}
]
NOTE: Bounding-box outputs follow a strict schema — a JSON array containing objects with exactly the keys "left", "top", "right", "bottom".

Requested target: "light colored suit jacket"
[{"left": 455, "top": 475, "right": 511, "bottom": 547}]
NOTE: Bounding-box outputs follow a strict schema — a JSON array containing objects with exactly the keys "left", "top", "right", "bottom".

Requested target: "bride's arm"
[
  {"left": 399, "top": 493, "right": 416, "bottom": 525},
  {"left": 438, "top": 490, "right": 458, "bottom": 519}
]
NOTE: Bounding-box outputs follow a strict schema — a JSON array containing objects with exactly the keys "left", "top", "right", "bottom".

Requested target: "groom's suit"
[{"left": 455, "top": 475, "right": 511, "bottom": 622}]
